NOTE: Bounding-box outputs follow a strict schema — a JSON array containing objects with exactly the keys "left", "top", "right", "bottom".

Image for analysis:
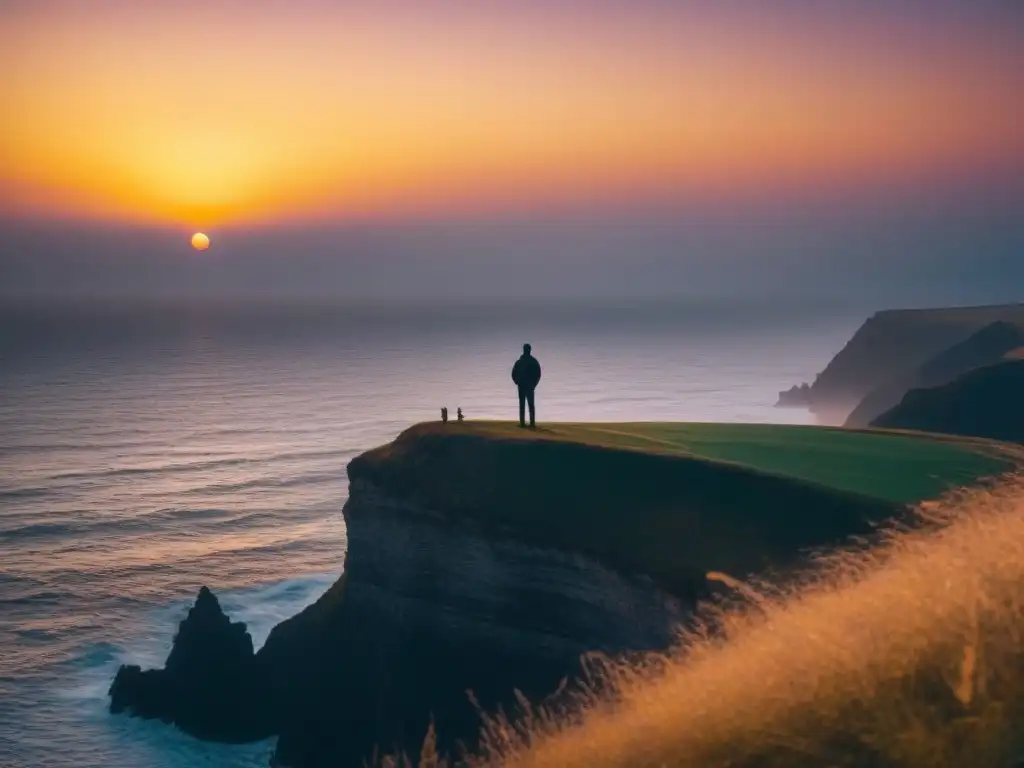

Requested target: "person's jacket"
[{"left": 511, "top": 354, "right": 542, "bottom": 390}]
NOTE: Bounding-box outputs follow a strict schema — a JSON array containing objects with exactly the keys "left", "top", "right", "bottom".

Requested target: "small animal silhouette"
[
  {"left": 457, "top": 407, "right": 464, "bottom": 422},
  {"left": 441, "top": 406, "right": 448, "bottom": 424}
]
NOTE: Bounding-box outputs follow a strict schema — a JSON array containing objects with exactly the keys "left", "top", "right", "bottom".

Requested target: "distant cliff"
[
  {"left": 778, "top": 304, "right": 1024, "bottom": 422},
  {"left": 872, "top": 360, "right": 1024, "bottom": 443},
  {"left": 844, "top": 320, "right": 1024, "bottom": 428}
]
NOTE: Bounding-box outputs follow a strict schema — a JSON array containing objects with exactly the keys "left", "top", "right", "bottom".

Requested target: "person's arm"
[{"left": 511, "top": 360, "right": 521, "bottom": 385}]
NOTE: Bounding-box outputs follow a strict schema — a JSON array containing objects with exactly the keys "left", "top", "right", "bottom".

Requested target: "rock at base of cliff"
[
  {"left": 108, "top": 586, "right": 272, "bottom": 743},
  {"left": 109, "top": 665, "right": 173, "bottom": 721}
]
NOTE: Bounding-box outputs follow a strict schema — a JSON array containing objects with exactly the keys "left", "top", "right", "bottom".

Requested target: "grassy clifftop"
[{"left": 346, "top": 421, "right": 1011, "bottom": 596}]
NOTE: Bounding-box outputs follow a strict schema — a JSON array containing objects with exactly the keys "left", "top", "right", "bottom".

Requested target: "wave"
[
  {"left": 0, "top": 508, "right": 235, "bottom": 541},
  {"left": 0, "top": 503, "right": 339, "bottom": 547},
  {"left": 0, "top": 485, "right": 53, "bottom": 500},
  {"left": 0, "top": 590, "right": 66, "bottom": 608},
  {"left": 217, "top": 572, "right": 339, "bottom": 649},
  {"left": 177, "top": 470, "right": 344, "bottom": 496},
  {"left": 43, "top": 448, "right": 354, "bottom": 483},
  {"left": 0, "top": 439, "right": 169, "bottom": 456},
  {"left": 0, "top": 520, "right": 78, "bottom": 539}
]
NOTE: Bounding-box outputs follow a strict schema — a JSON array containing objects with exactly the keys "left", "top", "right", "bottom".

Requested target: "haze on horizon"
[{"left": 1, "top": 0, "right": 1022, "bottom": 304}]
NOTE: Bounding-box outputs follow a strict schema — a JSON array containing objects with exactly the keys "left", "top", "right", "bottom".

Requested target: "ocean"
[{"left": 0, "top": 299, "right": 866, "bottom": 768}]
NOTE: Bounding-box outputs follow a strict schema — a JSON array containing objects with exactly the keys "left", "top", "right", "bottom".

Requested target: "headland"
[{"left": 108, "top": 419, "right": 1012, "bottom": 767}]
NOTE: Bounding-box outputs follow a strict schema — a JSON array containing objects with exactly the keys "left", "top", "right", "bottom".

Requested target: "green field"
[
  {"left": 449, "top": 421, "right": 1013, "bottom": 504},
  {"left": 351, "top": 421, "right": 1017, "bottom": 596}
]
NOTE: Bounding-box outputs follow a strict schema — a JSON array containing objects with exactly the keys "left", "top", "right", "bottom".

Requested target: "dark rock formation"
[
  {"left": 109, "top": 586, "right": 272, "bottom": 742},
  {"left": 846, "top": 320, "right": 1024, "bottom": 428},
  {"left": 776, "top": 382, "right": 811, "bottom": 407},
  {"left": 871, "top": 359, "right": 1024, "bottom": 443},
  {"left": 777, "top": 303, "right": 1024, "bottom": 422}
]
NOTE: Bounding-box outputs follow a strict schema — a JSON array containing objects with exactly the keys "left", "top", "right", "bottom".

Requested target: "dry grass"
[{"left": 386, "top": 474, "right": 1024, "bottom": 768}]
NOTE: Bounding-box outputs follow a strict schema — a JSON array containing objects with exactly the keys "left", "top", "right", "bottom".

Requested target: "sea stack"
[{"left": 108, "top": 586, "right": 272, "bottom": 742}]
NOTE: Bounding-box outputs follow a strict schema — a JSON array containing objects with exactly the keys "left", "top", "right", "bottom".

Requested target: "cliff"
[
  {"left": 780, "top": 303, "right": 1024, "bottom": 422},
  {"left": 265, "top": 423, "right": 920, "bottom": 766},
  {"left": 872, "top": 360, "right": 1024, "bottom": 443},
  {"left": 108, "top": 422, "right": 1011, "bottom": 767},
  {"left": 844, "top": 321, "right": 1024, "bottom": 428}
]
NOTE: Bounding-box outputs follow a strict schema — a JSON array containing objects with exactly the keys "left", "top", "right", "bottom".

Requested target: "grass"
[
  {"left": 351, "top": 421, "right": 1014, "bottom": 599},
  {"left": 385, "top": 475, "right": 1024, "bottom": 768},
  {"left": 433, "top": 421, "right": 1012, "bottom": 504}
]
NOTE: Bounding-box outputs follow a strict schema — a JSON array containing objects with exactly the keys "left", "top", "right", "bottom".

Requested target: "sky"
[{"left": 1, "top": 0, "right": 1022, "bottom": 303}]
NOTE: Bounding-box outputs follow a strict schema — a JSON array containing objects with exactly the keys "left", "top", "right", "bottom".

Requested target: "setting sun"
[{"left": 191, "top": 232, "right": 210, "bottom": 251}]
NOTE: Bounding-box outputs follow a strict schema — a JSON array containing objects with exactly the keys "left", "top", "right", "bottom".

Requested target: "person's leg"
[
  {"left": 527, "top": 388, "right": 536, "bottom": 427},
  {"left": 518, "top": 387, "right": 526, "bottom": 426}
]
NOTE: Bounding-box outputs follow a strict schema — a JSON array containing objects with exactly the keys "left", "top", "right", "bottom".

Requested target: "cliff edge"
[{"left": 341, "top": 422, "right": 910, "bottom": 591}]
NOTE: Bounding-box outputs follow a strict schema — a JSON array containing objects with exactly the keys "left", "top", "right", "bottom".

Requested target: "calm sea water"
[{"left": 0, "top": 300, "right": 865, "bottom": 768}]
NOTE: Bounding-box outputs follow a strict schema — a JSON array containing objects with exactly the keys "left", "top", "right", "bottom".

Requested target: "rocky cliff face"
[{"left": 263, "top": 479, "right": 690, "bottom": 767}]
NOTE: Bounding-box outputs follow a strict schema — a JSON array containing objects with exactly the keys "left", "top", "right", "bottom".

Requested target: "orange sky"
[{"left": 2, "top": 1, "right": 1022, "bottom": 228}]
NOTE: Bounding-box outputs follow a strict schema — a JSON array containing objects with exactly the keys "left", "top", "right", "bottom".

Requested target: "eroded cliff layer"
[{"left": 265, "top": 485, "right": 691, "bottom": 766}]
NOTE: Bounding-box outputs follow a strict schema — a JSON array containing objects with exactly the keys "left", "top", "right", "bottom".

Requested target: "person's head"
[{"left": 523, "top": 343, "right": 532, "bottom": 355}]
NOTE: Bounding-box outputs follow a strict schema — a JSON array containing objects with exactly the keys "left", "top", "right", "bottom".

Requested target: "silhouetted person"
[
  {"left": 511, "top": 343, "right": 542, "bottom": 427},
  {"left": 456, "top": 407, "right": 464, "bottom": 422},
  {"left": 441, "top": 406, "right": 448, "bottom": 424}
]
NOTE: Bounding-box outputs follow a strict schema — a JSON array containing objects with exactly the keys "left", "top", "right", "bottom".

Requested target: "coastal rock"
[
  {"left": 108, "top": 586, "right": 272, "bottom": 742},
  {"left": 108, "top": 665, "right": 173, "bottom": 721},
  {"left": 775, "top": 382, "right": 811, "bottom": 407}
]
